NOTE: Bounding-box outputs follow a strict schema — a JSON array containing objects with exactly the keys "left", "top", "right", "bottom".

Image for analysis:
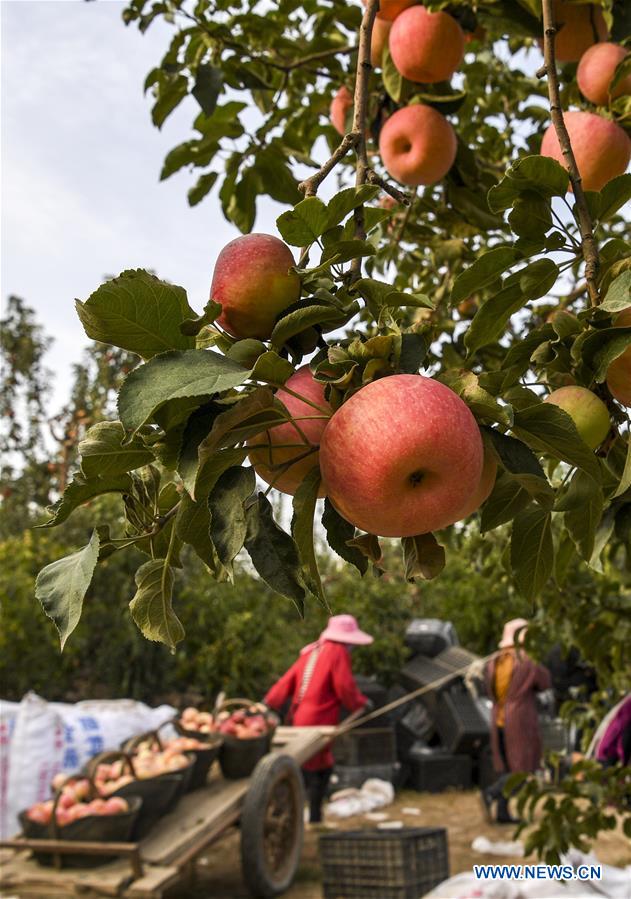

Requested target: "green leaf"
[
  {"left": 517, "top": 258, "right": 559, "bottom": 302},
  {"left": 510, "top": 506, "right": 554, "bottom": 600},
  {"left": 208, "top": 466, "right": 256, "bottom": 565},
  {"left": 508, "top": 193, "right": 552, "bottom": 239},
  {"left": 399, "top": 333, "right": 427, "bottom": 374},
  {"left": 226, "top": 339, "right": 267, "bottom": 369},
  {"left": 78, "top": 422, "right": 154, "bottom": 479},
  {"left": 276, "top": 197, "right": 330, "bottom": 246},
  {"left": 250, "top": 350, "right": 295, "bottom": 384},
  {"left": 321, "top": 499, "right": 368, "bottom": 575},
  {"left": 321, "top": 240, "right": 376, "bottom": 266},
  {"left": 181, "top": 300, "right": 222, "bottom": 337},
  {"left": 480, "top": 472, "right": 531, "bottom": 532},
  {"left": 192, "top": 64, "right": 222, "bottom": 115},
  {"left": 487, "top": 155, "right": 569, "bottom": 213},
  {"left": 244, "top": 493, "right": 308, "bottom": 611},
  {"left": 600, "top": 271, "right": 631, "bottom": 314},
  {"left": 270, "top": 304, "right": 350, "bottom": 348},
  {"left": 196, "top": 447, "right": 249, "bottom": 498},
  {"left": 326, "top": 185, "right": 380, "bottom": 228},
  {"left": 451, "top": 247, "right": 520, "bottom": 304},
  {"left": 38, "top": 473, "right": 133, "bottom": 528},
  {"left": 613, "top": 437, "right": 631, "bottom": 500},
  {"left": 76, "top": 270, "right": 196, "bottom": 359},
  {"left": 580, "top": 325, "right": 631, "bottom": 382},
  {"left": 188, "top": 172, "right": 219, "bottom": 207},
  {"left": 464, "top": 282, "right": 523, "bottom": 356},
  {"left": 175, "top": 492, "right": 216, "bottom": 569},
  {"left": 354, "top": 278, "right": 433, "bottom": 315},
  {"left": 35, "top": 530, "right": 100, "bottom": 650},
  {"left": 129, "top": 559, "right": 184, "bottom": 649},
  {"left": 559, "top": 470, "right": 604, "bottom": 561},
  {"left": 512, "top": 404, "right": 601, "bottom": 480},
  {"left": 346, "top": 532, "right": 384, "bottom": 571},
  {"left": 193, "top": 389, "right": 282, "bottom": 496},
  {"left": 402, "top": 533, "right": 445, "bottom": 581},
  {"left": 484, "top": 427, "right": 554, "bottom": 508},
  {"left": 291, "top": 468, "right": 325, "bottom": 602},
  {"left": 599, "top": 174, "right": 631, "bottom": 222},
  {"left": 117, "top": 349, "right": 252, "bottom": 436},
  {"left": 439, "top": 371, "right": 512, "bottom": 426}
]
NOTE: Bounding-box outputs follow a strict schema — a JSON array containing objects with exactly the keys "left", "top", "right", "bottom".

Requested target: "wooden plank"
[
  {"left": 123, "top": 864, "right": 179, "bottom": 898},
  {"left": 0, "top": 850, "right": 132, "bottom": 896}
]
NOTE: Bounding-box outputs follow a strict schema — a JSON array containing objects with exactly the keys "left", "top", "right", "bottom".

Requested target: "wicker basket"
[
  {"left": 19, "top": 793, "right": 142, "bottom": 869},
  {"left": 123, "top": 727, "right": 222, "bottom": 792},
  {"left": 86, "top": 751, "right": 186, "bottom": 839},
  {"left": 319, "top": 827, "right": 449, "bottom": 899},
  {"left": 216, "top": 699, "right": 275, "bottom": 780}
]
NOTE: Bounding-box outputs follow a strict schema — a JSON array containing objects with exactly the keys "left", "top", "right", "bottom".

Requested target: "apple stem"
[{"left": 538, "top": 0, "right": 601, "bottom": 306}]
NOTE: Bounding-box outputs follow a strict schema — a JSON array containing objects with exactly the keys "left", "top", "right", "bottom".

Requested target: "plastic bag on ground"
[{"left": 326, "top": 777, "right": 395, "bottom": 819}]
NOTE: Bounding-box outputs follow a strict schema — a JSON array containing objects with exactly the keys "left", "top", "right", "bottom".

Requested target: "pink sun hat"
[
  {"left": 499, "top": 618, "right": 529, "bottom": 649},
  {"left": 320, "top": 614, "right": 374, "bottom": 646}
]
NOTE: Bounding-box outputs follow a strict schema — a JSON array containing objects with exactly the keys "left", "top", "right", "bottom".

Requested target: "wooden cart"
[{"left": 0, "top": 725, "right": 335, "bottom": 899}]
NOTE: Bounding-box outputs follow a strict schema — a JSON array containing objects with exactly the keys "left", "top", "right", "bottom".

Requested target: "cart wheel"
[{"left": 240, "top": 753, "right": 304, "bottom": 898}]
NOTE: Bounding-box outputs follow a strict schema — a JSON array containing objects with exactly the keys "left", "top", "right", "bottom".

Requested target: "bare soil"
[{"left": 186, "top": 789, "right": 631, "bottom": 899}]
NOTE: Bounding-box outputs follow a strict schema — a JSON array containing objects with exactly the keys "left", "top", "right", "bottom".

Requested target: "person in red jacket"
[{"left": 264, "top": 614, "right": 373, "bottom": 823}]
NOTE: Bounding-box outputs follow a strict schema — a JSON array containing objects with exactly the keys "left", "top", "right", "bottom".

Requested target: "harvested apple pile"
[
  {"left": 27, "top": 779, "right": 129, "bottom": 827},
  {"left": 178, "top": 704, "right": 276, "bottom": 739}
]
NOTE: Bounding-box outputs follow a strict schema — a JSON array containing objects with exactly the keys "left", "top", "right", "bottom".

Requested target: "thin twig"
[
  {"left": 366, "top": 168, "right": 411, "bottom": 205},
  {"left": 539, "top": 0, "right": 600, "bottom": 306},
  {"left": 351, "top": 0, "right": 380, "bottom": 275},
  {"left": 298, "top": 131, "right": 361, "bottom": 197}
]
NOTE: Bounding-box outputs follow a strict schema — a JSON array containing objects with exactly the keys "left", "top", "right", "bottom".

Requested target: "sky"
[{"left": 1, "top": 0, "right": 282, "bottom": 411}]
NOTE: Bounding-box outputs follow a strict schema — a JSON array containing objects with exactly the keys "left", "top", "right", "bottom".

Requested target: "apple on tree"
[
  {"left": 577, "top": 43, "right": 631, "bottom": 107},
  {"left": 247, "top": 365, "right": 331, "bottom": 496},
  {"left": 211, "top": 234, "right": 301, "bottom": 340},
  {"left": 544, "top": 386, "right": 611, "bottom": 449},
  {"left": 319, "top": 374, "right": 485, "bottom": 538},
  {"left": 389, "top": 5, "right": 465, "bottom": 84},
  {"left": 330, "top": 86, "right": 354, "bottom": 136},
  {"left": 540, "top": 111, "right": 631, "bottom": 192},
  {"left": 546, "top": 0, "right": 608, "bottom": 63},
  {"left": 378, "top": 104, "right": 457, "bottom": 187}
]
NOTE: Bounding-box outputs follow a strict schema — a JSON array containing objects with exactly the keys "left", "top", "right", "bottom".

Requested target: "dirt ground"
[{"left": 187, "top": 789, "right": 631, "bottom": 899}]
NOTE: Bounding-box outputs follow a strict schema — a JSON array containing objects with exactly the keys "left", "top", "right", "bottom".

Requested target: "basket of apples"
[
  {"left": 173, "top": 706, "right": 219, "bottom": 740},
  {"left": 87, "top": 749, "right": 192, "bottom": 839},
  {"left": 20, "top": 775, "right": 141, "bottom": 867},
  {"left": 215, "top": 699, "right": 278, "bottom": 780},
  {"left": 123, "top": 726, "right": 220, "bottom": 792}
]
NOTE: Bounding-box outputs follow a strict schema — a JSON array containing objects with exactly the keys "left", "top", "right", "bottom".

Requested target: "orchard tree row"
[{"left": 33, "top": 0, "right": 631, "bottom": 656}]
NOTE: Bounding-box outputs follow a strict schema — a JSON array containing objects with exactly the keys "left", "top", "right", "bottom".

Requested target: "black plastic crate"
[
  {"left": 433, "top": 683, "right": 489, "bottom": 754},
  {"left": 340, "top": 677, "right": 390, "bottom": 727},
  {"left": 404, "top": 619, "right": 458, "bottom": 657},
  {"left": 434, "top": 645, "right": 479, "bottom": 673},
  {"left": 396, "top": 702, "right": 435, "bottom": 760},
  {"left": 320, "top": 827, "right": 449, "bottom": 899},
  {"left": 407, "top": 748, "right": 472, "bottom": 792},
  {"left": 399, "top": 655, "right": 452, "bottom": 693},
  {"left": 334, "top": 727, "right": 397, "bottom": 766},
  {"left": 331, "top": 762, "right": 401, "bottom": 791},
  {"left": 474, "top": 744, "right": 497, "bottom": 790}
]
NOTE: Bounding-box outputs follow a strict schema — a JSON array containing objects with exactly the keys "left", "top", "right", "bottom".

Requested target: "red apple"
[
  {"left": 319, "top": 374, "right": 484, "bottom": 537},
  {"left": 540, "top": 111, "right": 631, "bottom": 193},
  {"left": 379, "top": 104, "right": 457, "bottom": 186},
  {"left": 248, "top": 365, "right": 331, "bottom": 496},
  {"left": 606, "top": 307, "right": 631, "bottom": 406},
  {"left": 455, "top": 443, "right": 498, "bottom": 520},
  {"left": 544, "top": 386, "right": 610, "bottom": 449},
  {"left": 211, "top": 234, "right": 301, "bottom": 340},
  {"left": 330, "top": 86, "right": 353, "bottom": 135},
  {"left": 548, "top": 1, "right": 609, "bottom": 63},
  {"left": 363, "top": 0, "right": 417, "bottom": 22},
  {"left": 389, "top": 6, "right": 464, "bottom": 84},
  {"left": 371, "top": 17, "right": 392, "bottom": 67},
  {"left": 577, "top": 42, "right": 631, "bottom": 106},
  {"left": 104, "top": 797, "right": 129, "bottom": 814}
]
